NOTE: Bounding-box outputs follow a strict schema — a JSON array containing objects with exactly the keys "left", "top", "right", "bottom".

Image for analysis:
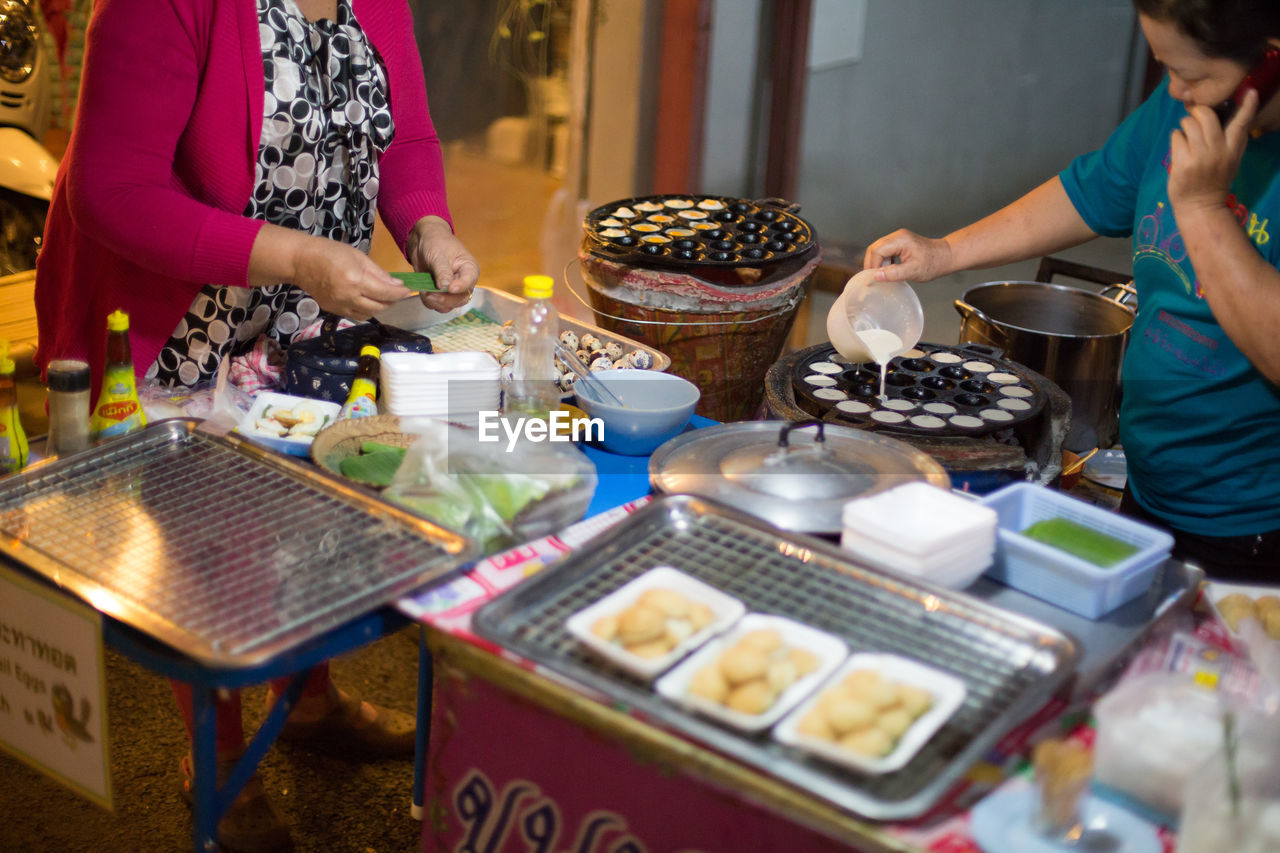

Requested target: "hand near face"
[
  {"left": 1168, "top": 87, "right": 1258, "bottom": 217},
  {"left": 406, "top": 216, "right": 481, "bottom": 312}
]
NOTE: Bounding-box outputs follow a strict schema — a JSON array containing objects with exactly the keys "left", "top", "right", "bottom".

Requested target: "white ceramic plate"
[
  {"left": 235, "top": 392, "right": 341, "bottom": 457},
  {"left": 774, "top": 652, "right": 967, "bottom": 775},
  {"left": 564, "top": 566, "right": 745, "bottom": 680},
  {"left": 654, "top": 614, "right": 847, "bottom": 733}
]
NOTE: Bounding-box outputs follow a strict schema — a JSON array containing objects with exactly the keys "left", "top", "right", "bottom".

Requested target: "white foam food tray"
[
  {"left": 564, "top": 566, "right": 745, "bottom": 680},
  {"left": 775, "top": 652, "right": 967, "bottom": 775},
  {"left": 654, "top": 613, "right": 848, "bottom": 733},
  {"left": 235, "top": 392, "right": 341, "bottom": 457}
]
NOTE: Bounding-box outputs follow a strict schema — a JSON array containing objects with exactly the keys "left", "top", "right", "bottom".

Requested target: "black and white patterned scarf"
[{"left": 148, "top": 0, "right": 395, "bottom": 387}]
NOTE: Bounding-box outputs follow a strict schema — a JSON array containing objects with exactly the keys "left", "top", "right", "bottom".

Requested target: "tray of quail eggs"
[{"left": 495, "top": 323, "right": 658, "bottom": 396}]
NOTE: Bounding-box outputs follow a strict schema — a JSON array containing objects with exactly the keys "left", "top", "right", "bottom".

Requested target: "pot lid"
[{"left": 649, "top": 419, "right": 950, "bottom": 534}]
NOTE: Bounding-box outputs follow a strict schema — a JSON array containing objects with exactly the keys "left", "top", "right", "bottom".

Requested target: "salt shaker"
[{"left": 46, "top": 359, "right": 92, "bottom": 456}]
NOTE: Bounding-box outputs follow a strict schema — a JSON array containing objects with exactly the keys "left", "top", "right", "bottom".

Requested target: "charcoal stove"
[{"left": 765, "top": 341, "right": 1073, "bottom": 489}]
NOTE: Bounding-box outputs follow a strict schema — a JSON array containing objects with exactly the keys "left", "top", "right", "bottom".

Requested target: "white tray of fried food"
[
  {"left": 1207, "top": 582, "right": 1280, "bottom": 684},
  {"left": 774, "top": 653, "right": 967, "bottom": 774},
  {"left": 654, "top": 614, "right": 847, "bottom": 733},
  {"left": 564, "top": 566, "right": 745, "bottom": 680}
]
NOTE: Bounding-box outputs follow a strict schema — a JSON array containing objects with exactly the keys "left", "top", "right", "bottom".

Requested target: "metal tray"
[
  {"left": 473, "top": 494, "right": 1079, "bottom": 820},
  {"left": 0, "top": 420, "right": 476, "bottom": 667},
  {"left": 374, "top": 285, "right": 671, "bottom": 373}
]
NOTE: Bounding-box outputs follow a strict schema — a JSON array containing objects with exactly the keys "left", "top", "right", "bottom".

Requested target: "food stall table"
[
  {"left": 399, "top": 483, "right": 1198, "bottom": 851},
  {"left": 0, "top": 421, "right": 476, "bottom": 852}
]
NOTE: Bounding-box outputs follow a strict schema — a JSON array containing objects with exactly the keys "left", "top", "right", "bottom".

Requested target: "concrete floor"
[{"left": 0, "top": 625, "right": 425, "bottom": 852}]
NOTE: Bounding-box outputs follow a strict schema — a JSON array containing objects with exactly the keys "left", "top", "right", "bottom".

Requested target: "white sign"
[{"left": 0, "top": 564, "right": 112, "bottom": 809}]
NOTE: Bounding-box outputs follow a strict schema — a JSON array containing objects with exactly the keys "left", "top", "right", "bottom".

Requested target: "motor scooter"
[{"left": 1, "top": 0, "right": 58, "bottom": 276}]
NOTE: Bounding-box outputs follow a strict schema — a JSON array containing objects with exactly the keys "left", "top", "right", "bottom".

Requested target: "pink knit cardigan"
[{"left": 35, "top": 0, "right": 453, "bottom": 387}]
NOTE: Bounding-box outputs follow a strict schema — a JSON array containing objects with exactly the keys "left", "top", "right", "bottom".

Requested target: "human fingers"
[
  {"left": 420, "top": 290, "right": 472, "bottom": 313},
  {"left": 864, "top": 230, "right": 912, "bottom": 270},
  {"left": 1224, "top": 87, "right": 1259, "bottom": 152}
]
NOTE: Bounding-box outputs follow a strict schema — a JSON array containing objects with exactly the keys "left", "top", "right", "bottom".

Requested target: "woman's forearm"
[
  {"left": 944, "top": 177, "right": 1100, "bottom": 273},
  {"left": 1176, "top": 205, "right": 1280, "bottom": 382}
]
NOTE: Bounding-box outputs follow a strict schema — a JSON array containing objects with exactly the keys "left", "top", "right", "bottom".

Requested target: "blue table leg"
[
  {"left": 411, "top": 625, "right": 433, "bottom": 820},
  {"left": 187, "top": 671, "right": 312, "bottom": 852}
]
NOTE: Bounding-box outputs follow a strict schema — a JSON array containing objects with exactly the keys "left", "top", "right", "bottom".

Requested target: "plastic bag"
[
  {"left": 1178, "top": 708, "right": 1280, "bottom": 853},
  {"left": 384, "top": 418, "right": 596, "bottom": 554},
  {"left": 138, "top": 372, "right": 253, "bottom": 433},
  {"left": 1093, "top": 672, "right": 1225, "bottom": 819}
]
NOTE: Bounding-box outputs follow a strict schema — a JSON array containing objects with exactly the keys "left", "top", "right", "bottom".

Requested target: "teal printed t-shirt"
[{"left": 1060, "top": 79, "right": 1280, "bottom": 537}]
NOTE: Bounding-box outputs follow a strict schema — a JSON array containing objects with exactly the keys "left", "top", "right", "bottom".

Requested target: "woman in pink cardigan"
[{"left": 36, "top": 0, "right": 478, "bottom": 849}]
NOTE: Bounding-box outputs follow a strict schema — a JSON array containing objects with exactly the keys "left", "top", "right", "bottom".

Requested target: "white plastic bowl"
[{"left": 575, "top": 370, "right": 700, "bottom": 456}]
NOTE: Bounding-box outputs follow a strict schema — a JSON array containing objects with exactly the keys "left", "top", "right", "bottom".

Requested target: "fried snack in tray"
[
  {"left": 590, "top": 587, "right": 716, "bottom": 661},
  {"left": 685, "top": 629, "right": 823, "bottom": 716},
  {"left": 792, "top": 669, "right": 935, "bottom": 758},
  {"left": 1032, "top": 738, "right": 1093, "bottom": 832},
  {"left": 1216, "top": 592, "right": 1280, "bottom": 640}
]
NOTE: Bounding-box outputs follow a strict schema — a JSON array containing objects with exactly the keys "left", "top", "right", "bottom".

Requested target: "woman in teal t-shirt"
[{"left": 866, "top": 0, "right": 1280, "bottom": 580}]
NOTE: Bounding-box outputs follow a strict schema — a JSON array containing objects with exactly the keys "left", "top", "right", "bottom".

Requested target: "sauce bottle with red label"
[{"left": 90, "top": 310, "right": 147, "bottom": 440}]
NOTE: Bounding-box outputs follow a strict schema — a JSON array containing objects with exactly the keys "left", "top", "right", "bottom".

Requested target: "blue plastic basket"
[{"left": 980, "top": 483, "right": 1173, "bottom": 619}]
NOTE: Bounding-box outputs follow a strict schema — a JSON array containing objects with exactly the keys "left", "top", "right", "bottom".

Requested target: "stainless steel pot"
[{"left": 954, "top": 281, "right": 1134, "bottom": 447}]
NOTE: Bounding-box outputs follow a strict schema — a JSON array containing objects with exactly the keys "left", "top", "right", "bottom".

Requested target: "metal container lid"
[{"left": 649, "top": 419, "right": 950, "bottom": 534}]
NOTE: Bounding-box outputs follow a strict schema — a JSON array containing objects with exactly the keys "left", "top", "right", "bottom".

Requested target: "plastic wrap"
[{"left": 384, "top": 419, "right": 596, "bottom": 553}]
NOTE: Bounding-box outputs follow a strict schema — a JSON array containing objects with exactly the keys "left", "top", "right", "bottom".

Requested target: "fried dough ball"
[
  {"left": 840, "top": 727, "right": 894, "bottom": 757},
  {"left": 688, "top": 665, "right": 729, "bottom": 703},
  {"left": 664, "top": 618, "right": 695, "bottom": 646},
  {"left": 626, "top": 637, "right": 675, "bottom": 659},
  {"left": 725, "top": 680, "right": 778, "bottom": 715},
  {"left": 796, "top": 709, "right": 834, "bottom": 740},
  {"left": 787, "top": 648, "right": 822, "bottom": 677},
  {"left": 688, "top": 602, "right": 715, "bottom": 632},
  {"left": 766, "top": 659, "right": 800, "bottom": 693},
  {"left": 590, "top": 614, "right": 618, "bottom": 641},
  {"left": 877, "top": 708, "right": 915, "bottom": 738},
  {"left": 637, "top": 587, "right": 691, "bottom": 619},
  {"left": 738, "top": 629, "right": 784, "bottom": 655},
  {"left": 617, "top": 603, "right": 667, "bottom": 645},
  {"left": 862, "top": 680, "right": 901, "bottom": 711},
  {"left": 898, "top": 685, "right": 934, "bottom": 719},
  {"left": 1255, "top": 595, "right": 1280, "bottom": 615},
  {"left": 824, "top": 696, "right": 876, "bottom": 736},
  {"left": 1217, "top": 593, "right": 1255, "bottom": 632},
  {"left": 1264, "top": 608, "right": 1280, "bottom": 641},
  {"left": 842, "top": 669, "right": 884, "bottom": 695},
  {"left": 719, "top": 645, "right": 770, "bottom": 685}
]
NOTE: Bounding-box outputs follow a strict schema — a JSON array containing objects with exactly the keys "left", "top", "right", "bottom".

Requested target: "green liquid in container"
[{"left": 1020, "top": 517, "right": 1140, "bottom": 568}]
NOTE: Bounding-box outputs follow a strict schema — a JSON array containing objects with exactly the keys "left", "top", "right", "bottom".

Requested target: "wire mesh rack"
[
  {"left": 474, "top": 494, "right": 1079, "bottom": 820},
  {"left": 0, "top": 421, "right": 474, "bottom": 666}
]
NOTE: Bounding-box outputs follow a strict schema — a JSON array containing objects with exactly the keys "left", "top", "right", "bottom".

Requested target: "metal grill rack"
[
  {"left": 0, "top": 421, "right": 474, "bottom": 666},
  {"left": 474, "top": 494, "right": 1078, "bottom": 820}
]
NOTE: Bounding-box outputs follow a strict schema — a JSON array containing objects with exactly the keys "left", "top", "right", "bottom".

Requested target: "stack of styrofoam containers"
[
  {"left": 379, "top": 351, "right": 500, "bottom": 427},
  {"left": 839, "top": 482, "right": 998, "bottom": 589}
]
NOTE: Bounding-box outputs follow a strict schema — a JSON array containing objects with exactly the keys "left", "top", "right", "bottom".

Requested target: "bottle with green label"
[
  {"left": 90, "top": 310, "right": 147, "bottom": 440},
  {"left": 0, "top": 340, "right": 29, "bottom": 474}
]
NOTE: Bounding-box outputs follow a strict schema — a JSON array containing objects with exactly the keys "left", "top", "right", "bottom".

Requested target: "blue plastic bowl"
[{"left": 576, "top": 371, "right": 701, "bottom": 456}]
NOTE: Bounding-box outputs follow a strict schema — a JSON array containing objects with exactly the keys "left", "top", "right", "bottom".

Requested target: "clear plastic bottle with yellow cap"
[
  {"left": 0, "top": 340, "right": 29, "bottom": 474},
  {"left": 90, "top": 309, "right": 147, "bottom": 440},
  {"left": 507, "top": 274, "right": 560, "bottom": 418},
  {"left": 339, "top": 345, "right": 380, "bottom": 419}
]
